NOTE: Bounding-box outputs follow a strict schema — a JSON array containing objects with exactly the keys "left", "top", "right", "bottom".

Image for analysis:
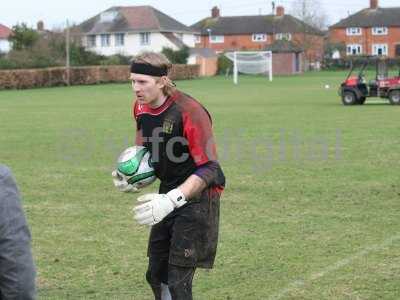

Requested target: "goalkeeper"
[{"left": 112, "top": 52, "right": 225, "bottom": 300}]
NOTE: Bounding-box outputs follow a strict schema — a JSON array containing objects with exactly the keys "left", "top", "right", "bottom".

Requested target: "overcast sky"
[{"left": 1, "top": 0, "right": 400, "bottom": 29}]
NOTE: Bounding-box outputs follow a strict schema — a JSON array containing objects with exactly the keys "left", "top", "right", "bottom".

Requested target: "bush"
[
  {"left": 0, "top": 57, "right": 18, "bottom": 69},
  {"left": 217, "top": 54, "right": 233, "bottom": 75},
  {"left": 69, "top": 45, "right": 105, "bottom": 66},
  {"left": 0, "top": 29, "right": 114, "bottom": 69},
  {"left": 0, "top": 47, "right": 59, "bottom": 70},
  {"left": 161, "top": 47, "right": 189, "bottom": 64},
  {"left": 9, "top": 23, "right": 40, "bottom": 51},
  {"left": 100, "top": 54, "right": 132, "bottom": 65}
]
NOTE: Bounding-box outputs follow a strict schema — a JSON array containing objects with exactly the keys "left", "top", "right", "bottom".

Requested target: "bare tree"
[
  {"left": 289, "top": 0, "right": 328, "bottom": 68},
  {"left": 289, "top": 0, "right": 327, "bottom": 30}
]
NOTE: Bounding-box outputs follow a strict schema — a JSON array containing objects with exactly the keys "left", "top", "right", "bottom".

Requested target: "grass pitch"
[{"left": 0, "top": 72, "right": 399, "bottom": 299}]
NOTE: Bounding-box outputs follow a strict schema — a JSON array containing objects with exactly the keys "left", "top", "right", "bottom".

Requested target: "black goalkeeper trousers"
[{"left": 146, "top": 257, "right": 196, "bottom": 300}]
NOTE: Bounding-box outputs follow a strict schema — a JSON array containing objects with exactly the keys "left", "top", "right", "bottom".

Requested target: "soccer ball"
[{"left": 116, "top": 146, "right": 156, "bottom": 189}]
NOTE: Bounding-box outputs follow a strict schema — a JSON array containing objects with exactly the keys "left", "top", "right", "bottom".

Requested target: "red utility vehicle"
[{"left": 339, "top": 57, "right": 400, "bottom": 105}]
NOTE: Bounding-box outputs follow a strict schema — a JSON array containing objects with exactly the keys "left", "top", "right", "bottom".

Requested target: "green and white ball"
[{"left": 117, "top": 146, "right": 156, "bottom": 189}]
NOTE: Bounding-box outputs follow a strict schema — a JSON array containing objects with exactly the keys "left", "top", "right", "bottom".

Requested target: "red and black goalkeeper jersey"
[{"left": 133, "top": 90, "right": 225, "bottom": 194}]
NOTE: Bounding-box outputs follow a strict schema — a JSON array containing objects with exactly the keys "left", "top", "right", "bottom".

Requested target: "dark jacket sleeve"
[{"left": 0, "top": 165, "right": 36, "bottom": 300}]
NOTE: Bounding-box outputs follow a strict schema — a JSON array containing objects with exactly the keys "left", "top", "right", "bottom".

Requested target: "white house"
[
  {"left": 78, "top": 6, "right": 199, "bottom": 56},
  {"left": 0, "top": 24, "right": 12, "bottom": 53}
]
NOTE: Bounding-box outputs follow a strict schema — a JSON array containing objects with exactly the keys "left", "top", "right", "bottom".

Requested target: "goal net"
[{"left": 225, "top": 51, "right": 273, "bottom": 84}]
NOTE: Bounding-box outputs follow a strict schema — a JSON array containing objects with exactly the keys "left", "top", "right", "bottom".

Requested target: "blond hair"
[{"left": 132, "top": 52, "right": 176, "bottom": 96}]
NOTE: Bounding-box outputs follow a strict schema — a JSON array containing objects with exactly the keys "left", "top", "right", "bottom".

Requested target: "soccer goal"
[{"left": 225, "top": 51, "right": 273, "bottom": 84}]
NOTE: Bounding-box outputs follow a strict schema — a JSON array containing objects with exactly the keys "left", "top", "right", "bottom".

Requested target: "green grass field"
[{"left": 1, "top": 72, "right": 400, "bottom": 299}]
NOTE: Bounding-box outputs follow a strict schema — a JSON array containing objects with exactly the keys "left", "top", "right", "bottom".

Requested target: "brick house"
[
  {"left": 191, "top": 6, "right": 324, "bottom": 65},
  {"left": 0, "top": 24, "right": 12, "bottom": 53},
  {"left": 329, "top": 0, "right": 400, "bottom": 58}
]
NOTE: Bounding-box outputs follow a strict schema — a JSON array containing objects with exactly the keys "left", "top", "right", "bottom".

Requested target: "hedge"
[
  {"left": 323, "top": 57, "right": 400, "bottom": 70},
  {"left": 0, "top": 64, "right": 200, "bottom": 90}
]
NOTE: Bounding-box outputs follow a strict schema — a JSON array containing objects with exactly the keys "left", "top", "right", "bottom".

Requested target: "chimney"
[
  {"left": 211, "top": 6, "right": 220, "bottom": 18},
  {"left": 370, "top": 0, "right": 378, "bottom": 9},
  {"left": 276, "top": 6, "right": 285, "bottom": 17},
  {"left": 37, "top": 20, "right": 44, "bottom": 31}
]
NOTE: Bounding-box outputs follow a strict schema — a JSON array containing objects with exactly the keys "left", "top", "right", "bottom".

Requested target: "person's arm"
[
  {"left": 0, "top": 165, "right": 36, "bottom": 300},
  {"left": 176, "top": 103, "right": 225, "bottom": 199},
  {"left": 179, "top": 159, "right": 225, "bottom": 199},
  {"left": 178, "top": 174, "right": 206, "bottom": 200},
  {"left": 133, "top": 163, "right": 224, "bottom": 226}
]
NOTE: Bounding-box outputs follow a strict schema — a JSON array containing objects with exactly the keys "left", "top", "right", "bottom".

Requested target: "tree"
[
  {"left": 161, "top": 46, "right": 189, "bottom": 64},
  {"left": 0, "top": 23, "right": 130, "bottom": 69},
  {"left": 289, "top": 0, "right": 328, "bottom": 68},
  {"left": 8, "top": 23, "right": 40, "bottom": 51},
  {"left": 289, "top": 0, "right": 327, "bottom": 30}
]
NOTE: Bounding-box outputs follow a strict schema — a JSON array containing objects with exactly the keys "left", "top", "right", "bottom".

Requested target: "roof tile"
[{"left": 0, "top": 24, "right": 12, "bottom": 39}]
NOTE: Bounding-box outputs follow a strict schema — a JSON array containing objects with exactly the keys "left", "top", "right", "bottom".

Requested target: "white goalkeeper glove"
[
  {"left": 133, "top": 188, "right": 187, "bottom": 226},
  {"left": 111, "top": 170, "right": 139, "bottom": 193}
]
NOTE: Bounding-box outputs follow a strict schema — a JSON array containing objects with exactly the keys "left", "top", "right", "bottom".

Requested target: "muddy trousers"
[{"left": 146, "top": 257, "right": 196, "bottom": 300}]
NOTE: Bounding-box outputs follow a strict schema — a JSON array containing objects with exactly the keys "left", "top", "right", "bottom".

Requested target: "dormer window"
[
  {"left": 346, "top": 27, "right": 362, "bottom": 36},
  {"left": 100, "top": 11, "right": 118, "bottom": 22}
]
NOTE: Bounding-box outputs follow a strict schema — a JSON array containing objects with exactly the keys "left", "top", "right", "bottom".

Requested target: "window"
[
  {"left": 87, "top": 35, "right": 96, "bottom": 47},
  {"left": 194, "top": 35, "right": 201, "bottom": 43},
  {"left": 372, "top": 27, "right": 388, "bottom": 35},
  {"left": 209, "top": 35, "right": 224, "bottom": 43},
  {"left": 140, "top": 32, "right": 150, "bottom": 45},
  {"left": 100, "top": 11, "right": 118, "bottom": 22},
  {"left": 115, "top": 33, "right": 125, "bottom": 46},
  {"left": 346, "top": 27, "right": 362, "bottom": 36},
  {"left": 346, "top": 44, "right": 362, "bottom": 55},
  {"left": 275, "top": 33, "right": 291, "bottom": 41},
  {"left": 101, "top": 34, "right": 110, "bottom": 47},
  {"left": 252, "top": 33, "right": 267, "bottom": 42},
  {"left": 372, "top": 44, "right": 388, "bottom": 56}
]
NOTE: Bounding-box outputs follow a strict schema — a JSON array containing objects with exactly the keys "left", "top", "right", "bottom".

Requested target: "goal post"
[{"left": 225, "top": 51, "right": 273, "bottom": 84}]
